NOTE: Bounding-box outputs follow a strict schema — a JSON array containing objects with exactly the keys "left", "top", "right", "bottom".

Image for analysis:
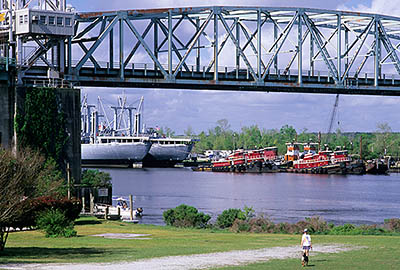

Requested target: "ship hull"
[
  {"left": 212, "top": 162, "right": 279, "bottom": 173},
  {"left": 143, "top": 143, "right": 194, "bottom": 167},
  {"left": 82, "top": 142, "right": 151, "bottom": 165},
  {"left": 365, "top": 162, "right": 389, "bottom": 175}
]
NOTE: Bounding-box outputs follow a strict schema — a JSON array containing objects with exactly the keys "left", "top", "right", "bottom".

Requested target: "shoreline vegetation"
[
  {"left": 161, "top": 205, "right": 400, "bottom": 236},
  {"left": 1, "top": 216, "right": 400, "bottom": 269},
  {"left": 182, "top": 120, "right": 400, "bottom": 160}
]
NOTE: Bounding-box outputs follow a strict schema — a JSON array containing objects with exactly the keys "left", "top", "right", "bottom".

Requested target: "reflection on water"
[{"left": 100, "top": 167, "right": 400, "bottom": 226}]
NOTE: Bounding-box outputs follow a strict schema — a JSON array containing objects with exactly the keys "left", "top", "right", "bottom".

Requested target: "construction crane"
[{"left": 326, "top": 94, "right": 340, "bottom": 143}]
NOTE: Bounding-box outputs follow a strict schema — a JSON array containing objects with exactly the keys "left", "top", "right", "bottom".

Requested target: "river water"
[{"left": 100, "top": 167, "right": 400, "bottom": 226}]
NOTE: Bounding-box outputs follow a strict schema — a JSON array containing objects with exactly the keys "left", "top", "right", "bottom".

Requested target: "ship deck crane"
[{"left": 326, "top": 94, "right": 340, "bottom": 143}]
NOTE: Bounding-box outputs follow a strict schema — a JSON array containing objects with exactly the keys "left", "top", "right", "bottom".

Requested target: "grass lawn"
[
  {"left": 1, "top": 217, "right": 400, "bottom": 269},
  {"left": 213, "top": 235, "right": 400, "bottom": 269}
]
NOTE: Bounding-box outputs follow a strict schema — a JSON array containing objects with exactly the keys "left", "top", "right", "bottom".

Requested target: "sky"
[{"left": 70, "top": 0, "right": 400, "bottom": 134}]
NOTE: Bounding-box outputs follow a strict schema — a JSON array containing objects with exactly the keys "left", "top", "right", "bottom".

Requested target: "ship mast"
[{"left": 134, "top": 96, "right": 144, "bottom": 135}]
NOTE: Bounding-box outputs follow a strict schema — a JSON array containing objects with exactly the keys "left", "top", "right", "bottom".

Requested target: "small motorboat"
[{"left": 94, "top": 197, "right": 143, "bottom": 220}]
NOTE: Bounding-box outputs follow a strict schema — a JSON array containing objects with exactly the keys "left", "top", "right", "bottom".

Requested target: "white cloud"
[
  {"left": 71, "top": 0, "right": 345, "bottom": 12},
  {"left": 337, "top": 0, "right": 400, "bottom": 16}
]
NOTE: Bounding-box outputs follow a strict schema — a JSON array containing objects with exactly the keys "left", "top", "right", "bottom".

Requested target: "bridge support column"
[
  {"left": 13, "top": 86, "right": 81, "bottom": 185},
  {"left": 57, "top": 87, "right": 81, "bottom": 184},
  {"left": 0, "top": 70, "right": 15, "bottom": 149}
]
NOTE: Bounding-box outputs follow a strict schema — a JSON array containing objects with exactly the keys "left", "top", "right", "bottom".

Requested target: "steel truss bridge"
[{"left": 4, "top": 3, "right": 400, "bottom": 96}]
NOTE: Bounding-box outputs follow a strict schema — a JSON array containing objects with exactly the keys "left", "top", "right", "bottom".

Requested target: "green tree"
[
  {"left": 81, "top": 169, "right": 112, "bottom": 188},
  {"left": 374, "top": 122, "right": 392, "bottom": 156},
  {"left": 216, "top": 119, "right": 230, "bottom": 133},
  {"left": 0, "top": 148, "right": 64, "bottom": 251},
  {"left": 15, "top": 87, "right": 68, "bottom": 166},
  {"left": 184, "top": 125, "right": 195, "bottom": 137}
]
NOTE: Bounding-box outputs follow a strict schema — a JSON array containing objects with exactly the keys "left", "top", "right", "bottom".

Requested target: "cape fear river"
[{"left": 100, "top": 167, "right": 400, "bottom": 226}]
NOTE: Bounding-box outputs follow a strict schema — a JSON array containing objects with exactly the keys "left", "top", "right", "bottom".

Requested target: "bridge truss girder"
[{"left": 13, "top": 6, "right": 400, "bottom": 95}]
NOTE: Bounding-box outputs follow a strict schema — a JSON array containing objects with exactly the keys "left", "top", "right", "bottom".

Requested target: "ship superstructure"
[
  {"left": 81, "top": 95, "right": 151, "bottom": 166},
  {"left": 81, "top": 95, "right": 196, "bottom": 167},
  {"left": 286, "top": 142, "right": 355, "bottom": 174}
]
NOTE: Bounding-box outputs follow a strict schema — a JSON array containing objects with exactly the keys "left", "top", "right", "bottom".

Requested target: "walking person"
[{"left": 301, "top": 229, "right": 312, "bottom": 266}]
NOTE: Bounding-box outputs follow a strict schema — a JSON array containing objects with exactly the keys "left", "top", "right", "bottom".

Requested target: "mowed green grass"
[
  {"left": 1, "top": 217, "right": 297, "bottom": 264},
  {"left": 213, "top": 235, "right": 400, "bottom": 270},
  {"left": 1, "top": 217, "right": 400, "bottom": 270}
]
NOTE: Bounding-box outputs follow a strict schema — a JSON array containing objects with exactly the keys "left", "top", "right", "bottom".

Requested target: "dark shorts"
[{"left": 303, "top": 246, "right": 311, "bottom": 251}]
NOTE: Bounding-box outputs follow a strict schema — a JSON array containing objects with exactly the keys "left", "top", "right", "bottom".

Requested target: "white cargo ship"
[
  {"left": 82, "top": 135, "right": 151, "bottom": 166},
  {"left": 81, "top": 95, "right": 196, "bottom": 167},
  {"left": 143, "top": 137, "right": 195, "bottom": 167}
]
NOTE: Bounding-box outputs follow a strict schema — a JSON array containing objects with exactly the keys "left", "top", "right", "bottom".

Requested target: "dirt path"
[{"left": 1, "top": 244, "right": 363, "bottom": 270}]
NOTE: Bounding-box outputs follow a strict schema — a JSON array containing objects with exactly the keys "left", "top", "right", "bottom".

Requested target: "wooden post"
[
  {"left": 118, "top": 207, "right": 121, "bottom": 220},
  {"left": 81, "top": 195, "right": 86, "bottom": 213},
  {"left": 129, "top": 195, "right": 133, "bottom": 220},
  {"left": 105, "top": 206, "right": 109, "bottom": 220},
  {"left": 318, "top": 132, "right": 321, "bottom": 151},
  {"left": 89, "top": 190, "right": 94, "bottom": 214}
]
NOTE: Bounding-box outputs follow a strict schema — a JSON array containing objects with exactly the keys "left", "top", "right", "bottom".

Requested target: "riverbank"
[{"left": 1, "top": 217, "right": 399, "bottom": 269}]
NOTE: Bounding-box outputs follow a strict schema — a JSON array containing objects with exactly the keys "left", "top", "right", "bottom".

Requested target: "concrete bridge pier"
[
  {"left": 0, "top": 69, "right": 81, "bottom": 185},
  {"left": 0, "top": 66, "right": 15, "bottom": 150},
  {"left": 53, "top": 87, "right": 81, "bottom": 184}
]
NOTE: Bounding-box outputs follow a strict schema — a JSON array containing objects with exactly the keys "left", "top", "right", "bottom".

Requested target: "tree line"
[{"left": 179, "top": 119, "right": 400, "bottom": 160}]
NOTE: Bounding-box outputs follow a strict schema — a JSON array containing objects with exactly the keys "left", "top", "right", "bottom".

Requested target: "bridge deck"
[{"left": 23, "top": 66, "right": 400, "bottom": 96}]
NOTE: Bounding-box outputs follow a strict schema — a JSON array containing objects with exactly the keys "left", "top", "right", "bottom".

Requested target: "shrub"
[
  {"left": 358, "top": 224, "right": 387, "bottom": 235},
  {"left": 216, "top": 208, "right": 245, "bottom": 229},
  {"left": 384, "top": 218, "right": 400, "bottom": 232},
  {"left": 12, "top": 196, "right": 81, "bottom": 230},
  {"left": 0, "top": 149, "right": 67, "bottom": 252},
  {"left": 231, "top": 219, "right": 251, "bottom": 233},
  {"left": 329, "top": 224, "right": 357, "bottom": 235},
  {"left": 248, "top": 217, "right": 275, "bottom": 233},
  {"left": 294, "top": 216, "right": 330, "bottom": 234},
  {"left": 243, "top": 206, "right": 255, "bottom": 221},
  {"left": 275, "top": 222, "right": 291, "bottom": 234},
  {"left": 163, "top": 204, "right": 211, "bottom": 228},
  {"left": 36, "top": 209, "right": 77, "bottom": 238},
  {"left": 329, "top": 223, "right": 388, "bottom": 235}
]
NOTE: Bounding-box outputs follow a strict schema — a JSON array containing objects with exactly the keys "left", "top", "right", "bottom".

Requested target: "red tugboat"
[
  {"left": 211, "top": 147, "right": 278, "bottom": 173},
  {"left": 284, "top": 142, "right": 301, "bottom": 162},
  {"left": 289, "top": 142, "right": 353, "bottom": 174}
]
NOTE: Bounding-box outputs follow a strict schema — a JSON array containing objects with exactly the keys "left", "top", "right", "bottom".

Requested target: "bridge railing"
[
  {"left": 26, "top": 58, "right": 400, "bottom": 88},
  {"left": 0, "top": 57, "right": 16, "bottom": 71},
  {"left": 31, "top": 77, "right": 73, "bottom": 88},
  {"left": 69, "top": 60, "right": 400, "bottom": 82}
]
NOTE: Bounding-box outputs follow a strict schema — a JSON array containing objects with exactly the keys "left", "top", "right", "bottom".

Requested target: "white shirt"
[{"left": 302, "top": 234, "right": 311, "bottom": 246}]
